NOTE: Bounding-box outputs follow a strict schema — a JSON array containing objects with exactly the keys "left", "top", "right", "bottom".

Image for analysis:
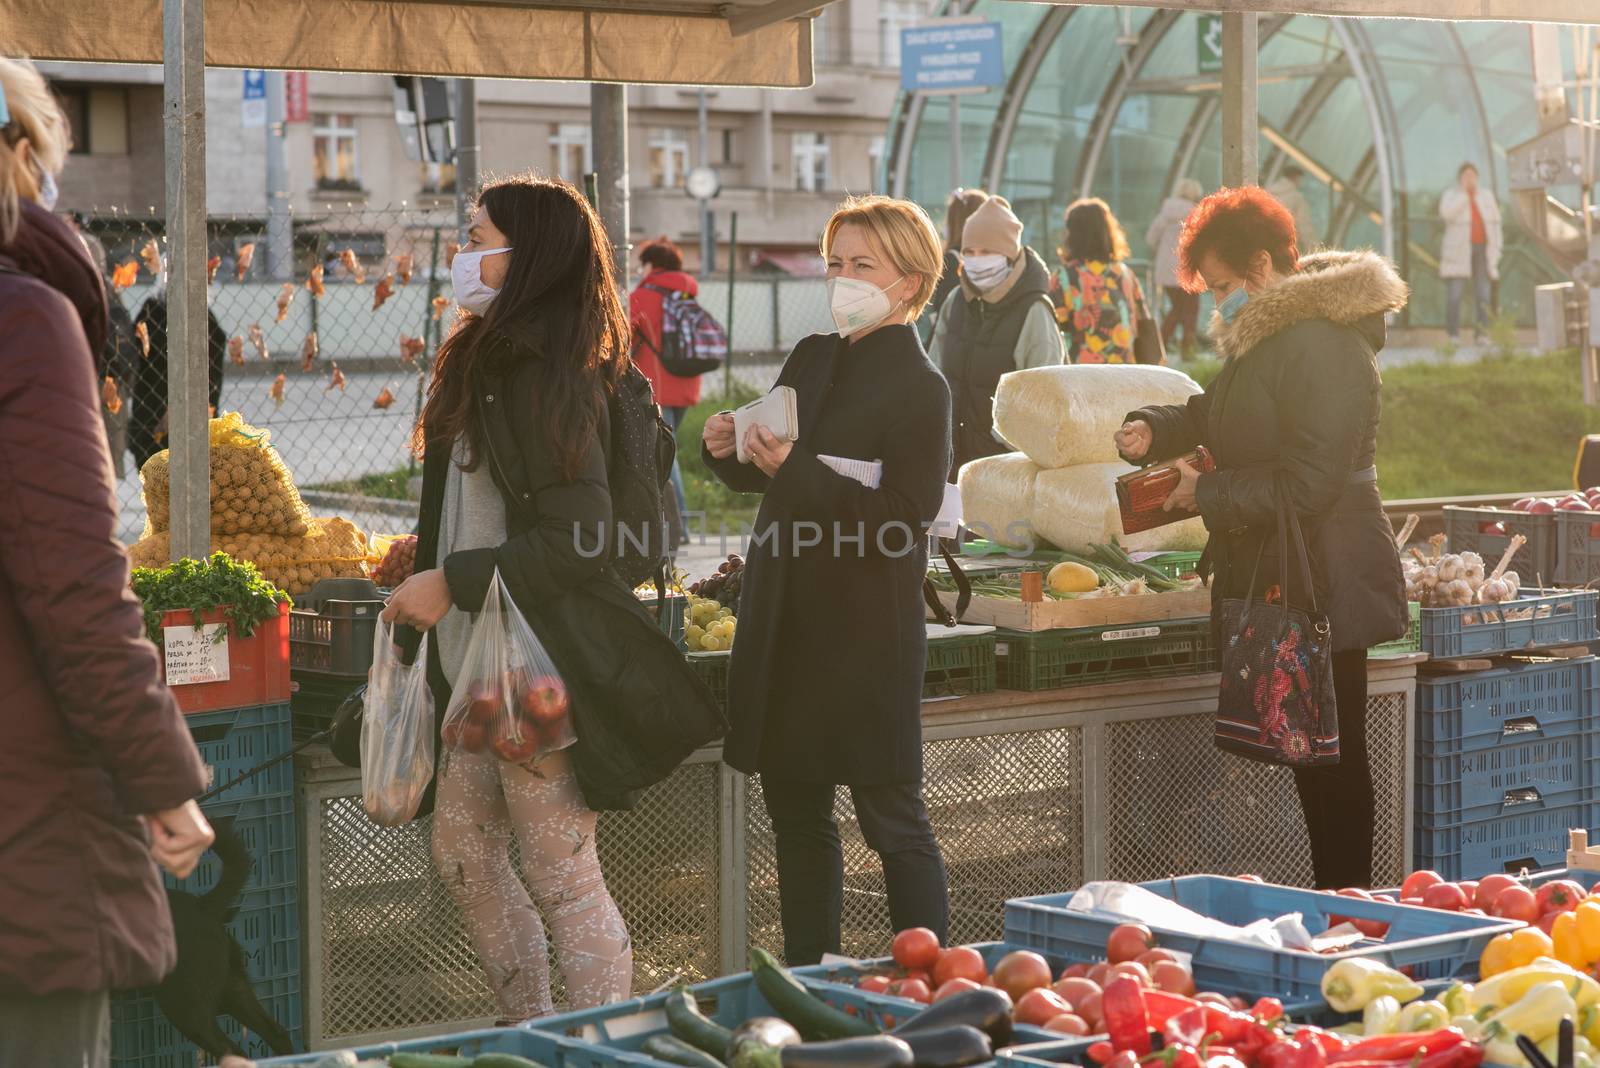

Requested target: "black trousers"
[
  {"left": 1292, "top": 649, "right": 1374, "bottom": 889},
  {"left": 0, "top": 988, "right": 109, "bottom": 1068},
  {"left": 761, "top": 774, "right": 950, "bottom": 965}
]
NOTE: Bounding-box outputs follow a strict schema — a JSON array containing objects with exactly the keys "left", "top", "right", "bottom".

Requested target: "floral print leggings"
[{"left": 433, "top": 747, "right": 633, "bottom": 1019}]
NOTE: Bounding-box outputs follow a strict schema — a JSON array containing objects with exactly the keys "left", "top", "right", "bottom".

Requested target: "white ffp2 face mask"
[
  {"left": 963, "top": 253, "right": 1010, "bottom": 291},
  {"left": 828, "top": 274, "right": 903, "bottom": 338},
  {"left": 451, "top": 247, "right": 511, "bottom": 315}
]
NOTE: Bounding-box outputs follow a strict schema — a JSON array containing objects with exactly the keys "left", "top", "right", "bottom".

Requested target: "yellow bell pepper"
[
  {"left": 1482, "top": 929, "right": 1557, "bottom": 979},
  {"left": 1482, "top": 980, "right": 1578, "bottom": 1045},
  {"left": 1556, "top": 911, "right": 1587, "bottom": 969},
  {"left": 1577, "top": 901, "right": 1600, "bottom": 963},
  {"left": 1473, "top": 958, "right": 1600, "bottom": 1014}
]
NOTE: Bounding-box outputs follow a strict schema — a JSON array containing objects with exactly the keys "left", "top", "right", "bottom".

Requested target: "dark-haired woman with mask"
[{"left": 381, "top": 175, "right": 724, "bottom": 1017}]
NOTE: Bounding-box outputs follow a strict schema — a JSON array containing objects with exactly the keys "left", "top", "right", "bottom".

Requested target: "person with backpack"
[
  {"left": 629, "top": 236, "right": 717, "bottom": 541},
  {"left": 380, "top": 175, "right": 725, "bottom": 1020}
]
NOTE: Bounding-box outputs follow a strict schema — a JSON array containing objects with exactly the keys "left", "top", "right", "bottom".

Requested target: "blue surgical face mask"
[{"left": 1218, "top": 286, "right": 1249, "bottom": 323}]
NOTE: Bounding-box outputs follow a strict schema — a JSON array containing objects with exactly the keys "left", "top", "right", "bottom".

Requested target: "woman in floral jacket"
[{"left": 1050, "top": 198, "right": 1149, "bottom": 363}]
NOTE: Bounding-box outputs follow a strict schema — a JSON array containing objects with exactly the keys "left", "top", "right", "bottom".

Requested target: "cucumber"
[
  {"left": 645, "top": 1034, "right": 730, "bottom": 1068},
  {"left": 750, "top": 948, "right": 878, "bottom": 1041},
  {"left": 665, "top": 985, "right": 734, "bottom": 1059},
  {"left": 469, "top": 1056, "right": 549, "bottom": 1068},
  {"left": 389, "top": 1055, "right": 472, "bottom": 1068}
]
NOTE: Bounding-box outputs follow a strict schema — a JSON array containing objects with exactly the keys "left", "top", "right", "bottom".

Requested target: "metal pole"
[
  {"left": 949, "top": 94, "right": 962, "bottom": 192},
  {"left": 724, "top": 212, "right": 738, "bottom": 397},
  {"left": 264, "top": 70, "right": 292, "bottom": 282},
  {"left": 698, "top": 89, "right": 714, "bottom": 274},
  {"left": 163, "top": 0, "right": 210, "bottom": 562},
  {"left": 454, "top": 80, "right": 480, "bottom": 229},
  {"left": 1221, "top": 13, "right": 1260, "bottom": 188},
  {"left": 591, "top": 82, "right": 631, "bottom": 290}
]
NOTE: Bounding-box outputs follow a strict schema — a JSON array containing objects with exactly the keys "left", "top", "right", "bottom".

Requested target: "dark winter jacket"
[
  {"left": 0, "top": 200, "right": 208, "bottom": 996},
  {"left": 401, "top": 320, "right": 726, "bottom": 812},
  {"left": 926, "top": 247, "right": 963, "bottom": 338},
  {"left": 100, "top": 276, "right": 140, "bottom": 396},
  {"left": 939, "top": 248, "right": 1055, "bottom": 475},
  {"left": 1127, "top": 250, "right": 1409, "bottom": 653},
  {"left": 703, "top": 324, "right": 952, "bottom": 785},
  {"left": 130, "top": 292, "right": 228, "bottom": 471}
]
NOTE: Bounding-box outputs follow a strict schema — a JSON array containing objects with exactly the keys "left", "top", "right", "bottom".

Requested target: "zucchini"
[
  {"left": 469, "top": 1056, "right": 548, "bottom": 1068},
  {"left": 645, "top": 1035, "right": 728, "bottom": 1068},
  {"left": 728, "top": 1017, "right": 803, "bottom": 1068},
  {"left": 665, "top": 985, "right": 733, "bottom": 1059},
  {"left": 779, "top": 1037, "right": 914, "bottom": 1068},
  {"left": 890, "top": 989, "right": 1013, "bottom": 1049},
  {"left": 896, "top": 1026, "right": 992, "bottom": 1068},
  {"left": 389, "top": 1055, "right": 471, "bottom": 1068},
  {"left": 750, "top": 948, "right": 877, "bottom": 1041}
]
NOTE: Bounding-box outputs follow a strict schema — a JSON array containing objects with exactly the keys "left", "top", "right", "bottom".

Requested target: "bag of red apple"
[
  {"left": 440, "top": 568, "right": 576, "bottom": 765},
  {"left": 361, "top": 621, "right": 437, "bottom": 826}
]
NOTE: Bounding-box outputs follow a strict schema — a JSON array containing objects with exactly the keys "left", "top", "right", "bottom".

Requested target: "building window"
[
  {"left": 313, "top": 113, "right": 360, "bottom": 188},
  {"left": 723, "top": 128, "right": 736, "bottom": 164},
  {"left": 868, "top": 136, "right": 886, "bottom": 192},
  {"left": 793, "top": 132, "right": 830, "bottom": 193},
  {"left": 813, "top": 6, "right": 835, "bottom": 66},
  {"left": 879, "top": 0, "right": 926, "bottom": 68},
  {"left": 56, "top": 86, "right": 129, "bottom": 156},
  {"left": 551, "top": 123, "right": 593, "bottom": 184},
  {"left": 649, "top": 128, "right": 691, "bottom": 188}
]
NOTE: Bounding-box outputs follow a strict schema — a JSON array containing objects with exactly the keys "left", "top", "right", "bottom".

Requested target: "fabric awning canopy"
[
  {"left": 1016, "top": 0, "right": 1597, "bottom": 25},
  {"left": 2, "top": 0, "right": 816, "bottom": 87}
]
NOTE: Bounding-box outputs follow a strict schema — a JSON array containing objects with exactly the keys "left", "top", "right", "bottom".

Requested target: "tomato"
[
  {"left": 1476, "top": 874, "right": 1523, "bottom": 911},
  {"left": 1052, "top": 977, "right": 1103, "bottom": 1011},
  {"left": 992, "top": 950, "right": 1054, "bottom": 1001},
  {"left": 1237, "top": 874, "right": 1265, "bottom": 883},
  {"left": 1537, "top": 881, "right": 1587, "bottom": 916},
  {"left": 1107, "top": 923, "right": 1155, "bottom": 964},
  {"left": 1538, "top": 913, "right": 1561, "bottom": 936},
  {"left": 1331, "top": 888, "right": 1391, "bottom": 939},
  {"left": 1459, "top": 880, "right": 1479, "bottom": 902},
  {"left": 1077, "top": 991, "right": 1105, "bottom": 1029},
  {"left": 1421, "top": 883, "right": 1468, "bottom": 912},
  {"left": 859, "top": 975, "right": 892, "bottom": 995},
  {"left": 933, "top": 978, "right": 982, "bottom": 1003},
  {"left": 887, "top": 978, "right": 931, "bottom": 1004},
  {"left": 1401, "top": 871, "right": 1445, "bottom": 898},
  {"left": 1136, "top": 949, "right": 1179, "bottom": 968},
  {"left": 1045, "top": 1014, "right": 1092, "bottom": 1036},
  {"left": 1016, "top": 988, "right": 1075, "bottom": 1028},
  {"left": 1195, "top": 993, "right": 1232, "bottom": 1008},
  {"left": 1107, "top": 962, "right": 1151, "bottom": 988},
  {"left": 933, "top": 946, "right": 988, "bottom": 987},
  {"left": 892, "top": 928, "right": 942, "bottom": 971},
  {"left": 1059, "top": 963, "right": 1092, "bottom": 981},
  {"left": 1150, "top": 961, "right": 1195, "bottom": 995},
  {"left": 902, "top": 969, "right": 932, "bottom": 987},
  {"left": 1087, "top": 963, "right": 1113, "bottom": 987},
  {"left": 1493, "top": 885, "right": 1541, "bottom": 924}
]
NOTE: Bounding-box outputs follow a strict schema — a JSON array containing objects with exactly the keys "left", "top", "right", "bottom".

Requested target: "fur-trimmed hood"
[{"left": 1208, "top": 249, "right": 1408, "bottom": 360}]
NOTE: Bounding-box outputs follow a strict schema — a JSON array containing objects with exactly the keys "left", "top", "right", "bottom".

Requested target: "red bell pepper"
[
  {"left": 1288, "top": 1033, "right": 1328, "bottom": 1068},
  {"left": 1142, "top": 1045, "right": 1202, "bottom": 1068},
  {"left": 1200, "top": 1005, "right": 1254, "bottom": 1044},
  {"left": 1163, "top": 1006, "right": 1211, "bottom": 1050},
  {"left": 1256, "top": 1041, "right": 1298, "bottom": 1068},
  {"left": 1088, "top": 1042, "right": 1115, "bottom": 1065},
  {"left": 1104, "top": 977, "right": 1153, "bottom": 1056},
  {"left": 1293, "top": 1029, "right": 1352, "bottom": 1057},
  {"left": 1251, "top": 998, "right": 1285, "bottom": 1024},
  {"left": 1146, "top": 991, "right": 1205, "bottom": 1031},
  {"left": 1327, "top": 1029, "right": 1466, "bottom": 1066},
  {"left": 1206, "top": 1054, "right": 1249, "bottom": 1068}
]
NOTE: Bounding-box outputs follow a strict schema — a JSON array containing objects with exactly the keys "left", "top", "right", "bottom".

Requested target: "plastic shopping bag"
[
  {"left": 360, "top": 620, "right": 436, "bottom": 826},
  {"left": 440, "top": 568, "right": 576, "bottom": 766}
]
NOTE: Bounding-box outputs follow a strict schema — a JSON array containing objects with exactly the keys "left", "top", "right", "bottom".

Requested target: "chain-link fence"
[{"left": 81, "top": 204, "right": 826, "bottom": 547}]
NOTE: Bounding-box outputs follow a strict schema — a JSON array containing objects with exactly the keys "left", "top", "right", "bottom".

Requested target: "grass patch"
[
  {"left": 1377, "top": 348, "right": 1597, "bottom": 499},
  {"left": 678, "top": 383, "right": 764, "bottom": 532},
  {"left": 305, "top": 464, "right": 416, "bottom": 500}
]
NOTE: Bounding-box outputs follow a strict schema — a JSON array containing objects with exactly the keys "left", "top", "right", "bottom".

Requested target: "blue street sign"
[
  {"left": 241, "top": 70, "right": 267, "bottom": 128},
  {"left": 899, "top": 20, "right": 1004, "bottom": 94}
]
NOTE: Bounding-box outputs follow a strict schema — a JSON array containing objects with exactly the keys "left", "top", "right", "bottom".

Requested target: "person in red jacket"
[
  {"left": 0, "top": 57, "right": 212, "bottom": 1068},
  {"left": 629, "top": 236, "right": 700, "bottom": 539}
]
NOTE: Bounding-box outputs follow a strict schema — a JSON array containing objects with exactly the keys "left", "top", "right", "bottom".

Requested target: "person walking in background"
[
  {"left": 130, "top": 284, "right": 228, "bottom": 472},
  {"left": 0, "top": 55, "right": 213, "bottom": 1068},
  {"left": 69, "top": 216, "right": 140, "bottom": 479},
  {"left": 1268, "top": 164, "right": 1317, "bottom": 250},
  {"left": 930, "top": 192, "right": 1063, "bottom": 476},
  {"left": 1051, "top": 197, "right": 1151, "bottom": 364},
  {"left": 1145, "top": 177, "right": 1202, "bottom": 359},
  {"left": 629, "top": 235, "right": 699, "bottom": 541},
  {"left": 1439, "top": 162, "right": 1502, "bottom": 345},
  {"left": 924, "top": 188, "right": 990, "bottom": 344},
  {"left": 701, "top": 195, "right": 952, "bottom": 964}
]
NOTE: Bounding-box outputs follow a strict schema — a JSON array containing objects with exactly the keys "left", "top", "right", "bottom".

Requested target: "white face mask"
[
  {"left": 828, "top": 274, "right": 904, "bottom": 338},
  {"left": 451, "top": 246, "right": 511, "bottom": 315},
  {"left": 35, "top": 165, "right": 58, "bottom": 212},
  {"left": 963, "top": 253, "right": 1011, "bottom": 291}
]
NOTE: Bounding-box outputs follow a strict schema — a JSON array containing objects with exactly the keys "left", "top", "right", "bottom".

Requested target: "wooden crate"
[{"left": 935, "top": 586, "right": 1212, "bottom": 631}]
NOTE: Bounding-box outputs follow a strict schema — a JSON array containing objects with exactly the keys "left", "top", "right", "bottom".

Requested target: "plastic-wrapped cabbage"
[
  {"left": 1031, "top": 462, "right": 1208, "bottom": 554},
  {"left": 993, "top": 364, "right": 1202, "bottom": 469},
  {"left": 956, "top": 452, "right": 1041, "bottom": 549}
]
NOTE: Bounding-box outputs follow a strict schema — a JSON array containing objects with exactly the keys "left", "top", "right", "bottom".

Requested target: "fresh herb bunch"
[{"left": 131, "top": 552, "right": 291, "bottom": 644}]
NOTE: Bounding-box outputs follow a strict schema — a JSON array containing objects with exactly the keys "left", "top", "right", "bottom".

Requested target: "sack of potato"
[
  {"left": 140, "top": 412, "right": 313, "bottom": 538},
  {"left": 130, "top": 517, "right": 370, "bottom": 596}
]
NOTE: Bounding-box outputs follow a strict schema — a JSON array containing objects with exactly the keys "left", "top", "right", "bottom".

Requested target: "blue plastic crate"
[
  {"left": 997, "top": 1038, "right": 1104, "bottom": 1068},
  {"left": 259, "top": 1026, "right": 571, "bottom": 1066},
  {"left": 1417, "top": 658, "right": 1600, "bottom": 750},
  {"left": 177, "top": 790, "right": 299, "bottom": 913},
  {"left": 186, "top": 701, "right": 295, "bottom": 802},
  {"left": 1415, "top": 799, "right": 1600, "bottom": 881},
  {"left": 1415, "top": 729, "right": 1600, "bottom": 828},
  {"left": 1442, "top": 507, "right": 1558, "bottom": 589},
  {"left": 113, "top": 973, "right": 300, "bottom": 1068},
  {"left": 1004, "top": 876, "right": 1521, "bottom": 1000},
  {"left": 1418, "top": 590, "right": 1599, "bottom": 660}
]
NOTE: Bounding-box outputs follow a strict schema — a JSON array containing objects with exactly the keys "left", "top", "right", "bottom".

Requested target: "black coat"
[
  {"left": 1128, "top": 251, "right": 1409, "bottom": 653},
  {"left": 401, "top": 323, "right": 726, "bottom": 812},
  {"left": 130, "top": 292, "right": 227, "bottom": 471},
  {"left": 703, "top": 324, "right": 952, "bottom": 786}
]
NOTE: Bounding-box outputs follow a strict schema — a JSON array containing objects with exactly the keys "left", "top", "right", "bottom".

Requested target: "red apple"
[
  {"left": 1559, "top": 497, "right": 1594, "bottom": 512},
  {"left": 1589, "top": 522, "right": 1600, "bottom": 539},
  {"left": 1481, "top": 521, "right": 1508, "bottom": 536},
  {"left": 442, "top": 718, "right": 463, "bottom": 748},
  {"left": 492, "top": 727, "right": 539, "bottom": 763},
  {"left": 1530, "top": 499, "right": 1559, "bottom": 515},
  {"left": 459, "top": 720, "right": 487, "bottom": 753},
  {"left": 1512, "top": 498, "right": 1537, "bottom": 513},
  {"left": 519, "top": 673, "right": 570, "bottom": 725},
  {"left": 466, "top": 682, "right": 503, "bottom": 725}
]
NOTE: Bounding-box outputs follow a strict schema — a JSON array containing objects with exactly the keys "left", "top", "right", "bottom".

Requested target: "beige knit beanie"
[{"left": 960, "top": 195, "right": 1023, "bottom": 258}]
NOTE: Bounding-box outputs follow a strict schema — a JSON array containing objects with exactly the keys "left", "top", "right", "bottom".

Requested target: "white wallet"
[{"left": 734, "top": 386, "right": 799, "bottom": 464}]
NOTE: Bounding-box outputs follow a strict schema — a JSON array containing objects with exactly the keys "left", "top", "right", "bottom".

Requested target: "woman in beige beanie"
[{"left": 929, "top": 192, "right": 1063, "bottom": 477}]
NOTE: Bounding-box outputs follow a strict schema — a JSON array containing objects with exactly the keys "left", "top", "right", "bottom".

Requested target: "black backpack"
[{"left": 605, "top": 365, "right": 677, "bottom": 597}]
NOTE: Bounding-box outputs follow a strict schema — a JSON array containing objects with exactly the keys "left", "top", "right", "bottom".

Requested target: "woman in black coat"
[
  {"left": 702, "top": 195, "right": 953, "bottom": 964},
  {"left": 1115, "top": 187, "right": 1408, "bottom": 890},
  {"left": 381, "top": 175, "right": 724, "bottom": 1018},
  {"left": 129, "top": 289, "right": 227, "bottom": 472}
]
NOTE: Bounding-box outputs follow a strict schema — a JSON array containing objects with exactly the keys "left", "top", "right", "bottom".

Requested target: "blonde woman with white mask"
[
  {"left": 701, "top": 195, "right": 953, "bottom": 965},
  {"left": 928, "top": 193, "right": 1063, "bottom": 477}
]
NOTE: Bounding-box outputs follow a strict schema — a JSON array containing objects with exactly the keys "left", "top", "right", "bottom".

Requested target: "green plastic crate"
[
  {"left": 686, "top": 650, "right": 730, "bottom": 711},
  {"left": 924, "top": 631, "right": 997, "bottom": 699},
  {"left": 994, "top": 618, "right": 1215, "bottom": 692},
  {"left": 1369, "top": 601, "right": 1423, "bottom": 658}
]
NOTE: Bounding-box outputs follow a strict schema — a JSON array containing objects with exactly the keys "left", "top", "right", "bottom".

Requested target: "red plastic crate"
[{"left": 160, "top": 603, "right": 291, "bottom": 715}]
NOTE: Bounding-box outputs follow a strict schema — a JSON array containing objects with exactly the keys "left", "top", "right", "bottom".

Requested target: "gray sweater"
[{"left": 435, "top": 438, "right": 508, "bottom": 687}]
